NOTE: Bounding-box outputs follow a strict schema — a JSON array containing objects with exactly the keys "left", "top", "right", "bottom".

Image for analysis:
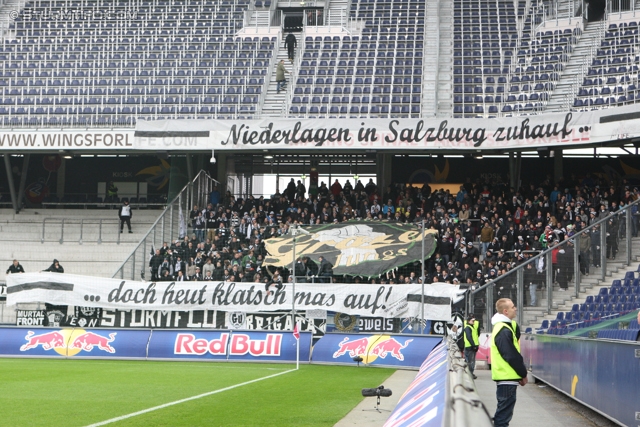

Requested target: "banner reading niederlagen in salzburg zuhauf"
[
  {"left": 5, "top": 273, "right": 465, "bottom": 320},
  {"left": 1, "top": 104, "right": 639, "bottom": 151}
]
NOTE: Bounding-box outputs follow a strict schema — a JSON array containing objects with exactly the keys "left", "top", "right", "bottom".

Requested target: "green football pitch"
[{"left": 0, "top": 358, "right": 396, "bottom": 427}]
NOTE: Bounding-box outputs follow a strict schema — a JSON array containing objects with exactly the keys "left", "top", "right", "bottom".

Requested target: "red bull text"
[{"left": 174, "top": 333, "right": 282, "bottom": 356}]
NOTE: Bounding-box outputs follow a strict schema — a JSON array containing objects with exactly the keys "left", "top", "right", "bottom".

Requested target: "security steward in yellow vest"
[
  {"left": 463, "top": 315, "right": 480, "bottom": 379},
  {"left": 490, "top": 298, "right": 528, "bottom": 427}
]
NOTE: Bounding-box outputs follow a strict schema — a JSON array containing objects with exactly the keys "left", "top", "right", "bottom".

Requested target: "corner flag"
[{"left": 293, "top": 323, "right": 300, "bottom": 340}]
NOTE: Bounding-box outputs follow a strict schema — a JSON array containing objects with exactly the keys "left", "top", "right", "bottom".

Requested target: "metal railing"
[
  {"left": 112, "top": 170, "right": 218, "bottom": 280},
  {"left": 41, "top": 218, "right": 122, "bottom": 244},
  {"left": 468, "top": 198, "right": 640, "bottom": 333}
]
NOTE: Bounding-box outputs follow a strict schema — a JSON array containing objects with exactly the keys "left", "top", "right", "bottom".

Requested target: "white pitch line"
[{"left": 84, "top": 368, "right": 297, "bottom": 427}]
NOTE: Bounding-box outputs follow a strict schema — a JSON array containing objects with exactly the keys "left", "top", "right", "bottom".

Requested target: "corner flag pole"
[{"left": 292, "top": 225, "right": 299, "bottom": 370}]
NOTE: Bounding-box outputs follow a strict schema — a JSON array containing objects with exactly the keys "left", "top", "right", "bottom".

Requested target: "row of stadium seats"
[
  {"left": 287, "top": 0, "right": 426, "bottom": 118},
  {"left": 537, "top": 267, "right": 640, "bottom": 335},
  {"left": 572, "top": 21, "right": 640, "bottom": 112},
  {"left": 1, "top": 0, "right": 268, "bottom": 123},
  {"left": 452, "top": 0, "right": 578, "bottom": 118}
]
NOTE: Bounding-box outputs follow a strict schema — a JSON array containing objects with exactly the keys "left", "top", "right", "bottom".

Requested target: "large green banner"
[{"left": 264, "top": 221, "right": 438, "bottom": 278}]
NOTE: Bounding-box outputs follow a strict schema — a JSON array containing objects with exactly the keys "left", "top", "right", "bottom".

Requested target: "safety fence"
[
  {"left": 468, "top": 198, "right": 640, "bottom": 332},
  {"left": 521, "top": 331, "right": 640, "bottom": 427}
]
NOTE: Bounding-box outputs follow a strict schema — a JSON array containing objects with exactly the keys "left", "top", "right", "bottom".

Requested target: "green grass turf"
[{"left": 0, "top": 358, "right": 396, "bottom": 427}]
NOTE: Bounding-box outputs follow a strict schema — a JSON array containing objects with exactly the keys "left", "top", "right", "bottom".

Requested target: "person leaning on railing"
[{"left": 6, "top": 259, "right": 25, "bottom": 274}]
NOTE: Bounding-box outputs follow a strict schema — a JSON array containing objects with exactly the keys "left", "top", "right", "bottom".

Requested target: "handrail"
[
  {"left": 41, "top": 217, "right": 122, "bottom": 245},
  {"left": 112, "top": 169, "right": 218, "bottom": 279},
  {"left": 443, "top": 336, "right": 494, "bottom": 427}
]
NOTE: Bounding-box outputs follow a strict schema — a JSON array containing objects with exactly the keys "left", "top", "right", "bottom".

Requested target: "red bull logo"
[
  {"left": 20, "top": 331, "right": 65, "bottom": 351},
  {"left": 370, "top": 338, "right": 413, "bottom": 361},
  {"left": 333, "top": 337, "right": 371, "bottom": 358},
  {"left": 70, "top": 332, "right": 116, "bottom": 353},
  {"left": 19, "top": 329, "right": 117, "bottom": 356},
  {"left": 333, "top": 335, "right": 413, "bottom": 364}
]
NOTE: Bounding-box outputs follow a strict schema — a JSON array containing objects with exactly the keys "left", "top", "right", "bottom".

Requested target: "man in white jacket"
[{"left": 119, "top": 200, "right": 132, "bottom": 233}]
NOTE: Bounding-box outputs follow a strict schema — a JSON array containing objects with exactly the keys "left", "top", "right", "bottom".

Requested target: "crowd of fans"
[
  {"left": 145, "top": 174, "right": 639, "bottom": 299},
  {"left": 5, "top": 173, "right": 638, "bottom": 296}
]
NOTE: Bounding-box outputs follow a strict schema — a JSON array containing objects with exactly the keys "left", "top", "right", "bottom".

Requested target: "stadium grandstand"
[{"left": 0, "top": 0, "right": 640, "bottom": 425}]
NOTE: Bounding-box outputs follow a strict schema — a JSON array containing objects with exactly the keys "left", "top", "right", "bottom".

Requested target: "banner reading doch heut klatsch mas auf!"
[{"left": 5, "top": 272, "right": 465, "bottom": 320}]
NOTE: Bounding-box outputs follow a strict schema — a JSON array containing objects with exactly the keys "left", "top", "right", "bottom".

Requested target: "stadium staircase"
[
  {"left": 423, "top": 0, "right": 454, "bottom": 117},
  {"left": 522, "top": 237, "right": 640, "bottom": 330},
  {"left": 326, "top": 0, "right": 351, "bottom": 25},
  {"left": 0, "top": 208, "right": 161, "bottom": 280},
  {"left": 545, "top": 20, "right": 606, "bottom": 112},
  {"left": 261, "top": 34, "right": 298, "bottom": 117}
]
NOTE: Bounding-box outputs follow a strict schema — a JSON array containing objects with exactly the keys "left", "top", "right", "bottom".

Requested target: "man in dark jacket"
[
  {"left": 6, "top": 259, "right": 25, "bottom": 274},
  {"left": 491, "top": 298, "right": 528, "bottom": 427},
  {"left": 317, "top": 256, "right": 333, "bottom": 283},
  {"left": 149, "top": 249, "right": 164, "bottom": 281},
  {"left": 45, "top": 259, "right": 64, "bottom": 273},
  {"left": 284, "top": 32, "right": 297, "bottom": 62},
  {"left": 464, "top": 315, "right": 480, "bottom": 379}
]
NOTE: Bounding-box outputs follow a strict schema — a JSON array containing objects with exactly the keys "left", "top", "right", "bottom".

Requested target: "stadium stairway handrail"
[{"left": 112, "top": 170, "right": 218, "bottom": 280}]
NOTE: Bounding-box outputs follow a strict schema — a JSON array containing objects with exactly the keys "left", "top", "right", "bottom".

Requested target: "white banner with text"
[
  {"left": 5, "top": 273, "right": 464, "bottom": 320},
  {"left": 0, "top": 105, "right": 639, "bottom": 151}
]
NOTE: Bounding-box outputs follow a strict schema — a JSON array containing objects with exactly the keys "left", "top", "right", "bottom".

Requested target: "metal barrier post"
[
  {"left": 98, "top": 219, "right": 103, "bottom": 244},
  {"left": 59, "top": 218, "right": 65, "bottom": 244},
  {"left": 161, "top": 209, "right": 166, "bottom": 245},
  {"left": 142, "top": 240, "right": 147, "bottom": 280},
  {"left": 131, "top": 252, "right": 136, "bottom": 281},
  {"left": 574, "top": 236, "right": 580, "bottom": 298},
  {"left": 41, "top": 218, "right": 46, "bottom": 243},
  {"left": 169, "top": 203, "right": 174, "bottom": 243},
  {"left": 626, "top": 207, "right": 632, "bottom": 266},
  {"left": 546, "top": 251, "right": 553, "bottom": 314},
  {"left": 79, "top": 219, "right": 84, "bottom": 245},
  {"left": 516, "top": 268, "right": 524, "bottom": 325},
  {"left": 485, "top": 284, "right": 493, "bottom": 333},
  {"left": 601, "top": 219, "right": 607, "bottom": 282}
]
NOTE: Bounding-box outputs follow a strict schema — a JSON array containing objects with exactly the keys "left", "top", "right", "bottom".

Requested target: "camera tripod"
[{"left": 362, "top": 394, "right": 391, "bottom": 413}]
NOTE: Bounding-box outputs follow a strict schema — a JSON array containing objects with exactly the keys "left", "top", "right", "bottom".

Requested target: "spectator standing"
[
  {"left": 284, "top": 32, "right": 297, "bottom": 62},
  {"left": 480, "top": 222, "right": 494, "bottom": 257},
  {"left": 210, "top": 185, "right": 221, "bottom": 207},
  {"left": 118, "top": 200, "right": 133, "bottom": 233},
  {"left": 107, "top": 181, "right": 118, "bottom": 203},
  {"left": 149, "top": 249, "right": 164, "bottom": 281},
  {"left": 45, "top": 259, "right": 64, "bottom": 273},
  {"left": 317, "top": 255, "right": 334, "bottom": 283},
  {"left": 276, "top": 59, "right": 290, "bottom": 94},
  {"left": 491, "top": 298, "right": 528, "bottom": 427},
  {"left": 463, "top": 315, "right": 480, "bottom": 379},
  {"left": 6, "top": 259, "right": 25, "bottom": 274},
  {"left": 194, "top": 211, "right": 206, "bottom": 242}
]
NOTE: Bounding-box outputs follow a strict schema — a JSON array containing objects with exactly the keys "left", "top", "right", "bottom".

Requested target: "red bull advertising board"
[
  {"left": 384, "top": 342, "right": 448, "bottom": 427},
  {"left": 0, "top": 328, "right": 311, "bottom": 362},
  {"left": 147, "top": 330, "right": 312, "bottom": 362},
  {"left": 311, "top": 333, "right": 442, "bottom": 368},
  {"left": 0, "top": 328, "right": 149, "bottom": 358}
]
